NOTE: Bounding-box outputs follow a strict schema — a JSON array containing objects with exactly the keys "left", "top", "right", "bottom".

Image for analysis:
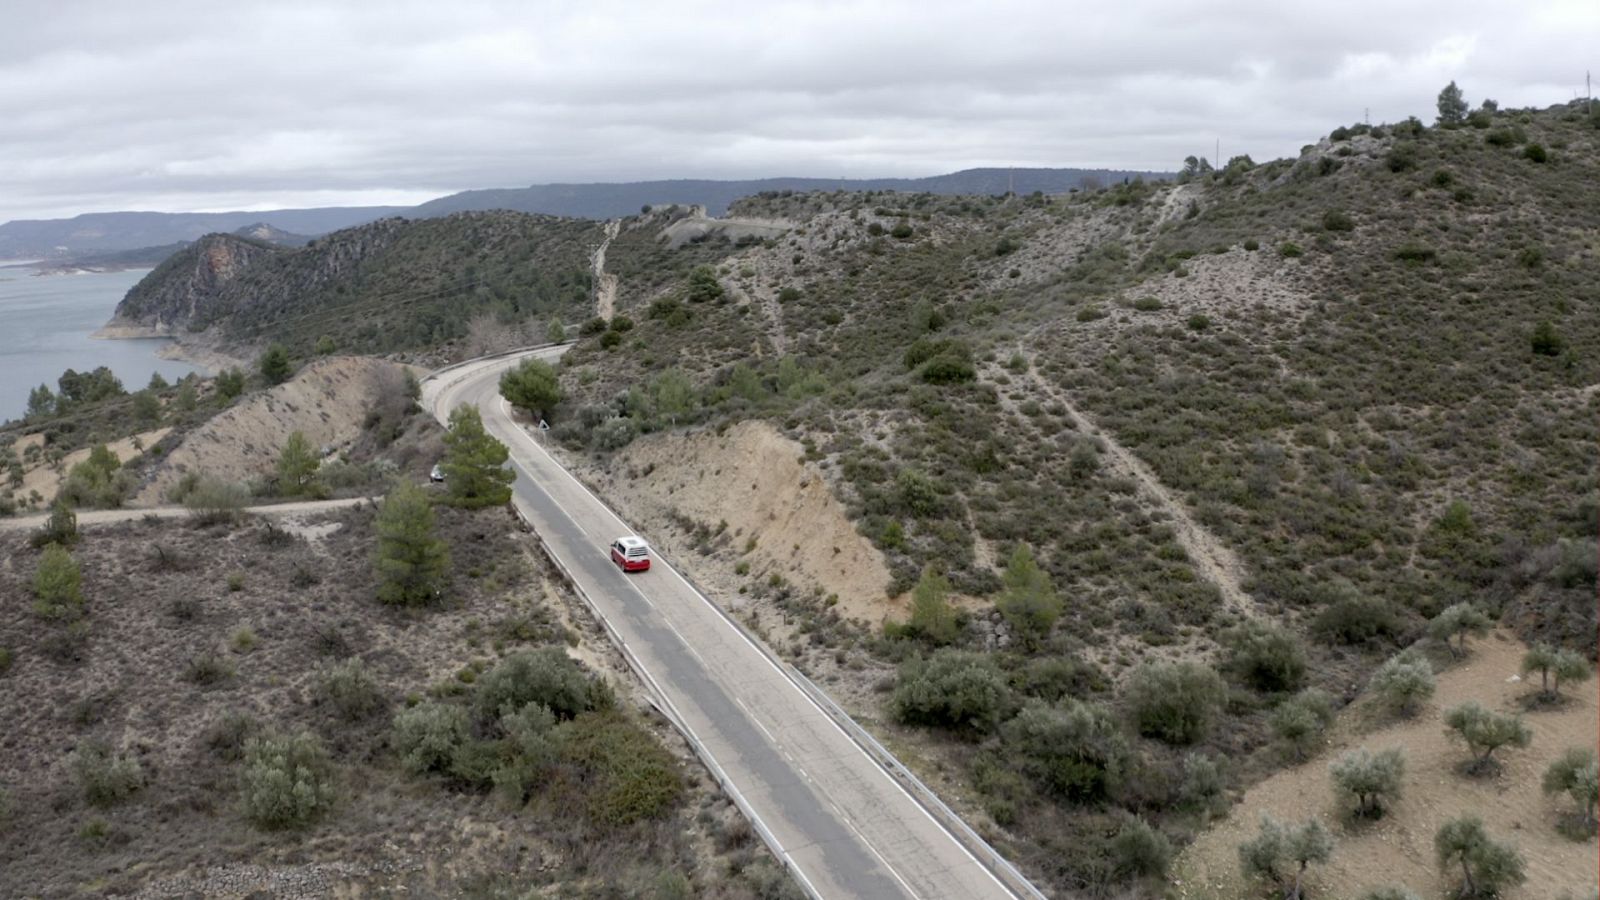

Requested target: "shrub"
[
  {"left": 1111, "top": 815, "right": 1172, "bottom": 879},
  {"left": 1393, "top": 243, "right": 1436, "bottom": 264},
  {"left": 1180, "top": 752, "right": 1226, "bottom": 812},
  {"left": 1001, "top": 700, "right": 1130, "bottom": 802},
  {"left": 1386, "top": 143, "right": 1419, "bottom": 172},
  {"left": 204, "top": 710, "right": 259, "bottom": 761},
  {"left": 1124, "top": 660, "right": 1226, "bottom": 744},
  {"left": 1312, "top": 594, "right": 1403, "bottom": 645},
  {"left": 1435, "top": 816, "right": 1525, "bottom": 898},
  {"left": 1369, "top": 652, "right": 1435, "bottom": 717},
  {"left": 1427, "top": 603, "right": 1491, "bottom": 657},
  {"left": 33, "top": 543, "right": 84, "bottom": 621},
  {"left": 29, "top": 501, "right": 78, "bottom": 548},
  {"left": 71, "top": 742, "right": 145, "bottom": 807},
  {"left": 557, "top": 711, "right": 684, "bottom": 829},
  {"left": 685, "top": 265, "right": 724, "bottom": 303},
  {"left": 241, "top": 731, "right": 337, "bottom": 830},
  {"left": 258, "top": 344, "right": 293, "bottom": 385},
  {"left": 1330, "top": 747, "right": 1405, "bottom": 818},
  {"left": 1444, "top": 702, "right": 1531, "bottom": 774},
  {"left": 1225, "top": 621, "right": 1307, "bottom": 692},
  {"left": 890, "top": 222, "right": 914, "bottom": 239},
  {"left": 1542, "top": 748, "right": 1599, "bottom": 837},
  {"left": 274, "top": 431, "right": 320, "bottom": 496},
  {"left": 473, "top": 647, "right": 599, "bottom": 723},
  {"left": 1238, "top": 814, "right": 1333, "bottom": 900},
  {"left": 0, "top": 646, "right": 12, "bottom": 675},
  {"left": 1321, "top": 209, "right": 1355, "bottom": 232},
  {"left": 1523, "top": 142, "right": 1548, "bottom": 163},
  {"left": 1360, "top": 888, "right": 1422, "bottom": 900},
  {"left": 184, "top": 651, "right": 235, "bottom": 688},
  {"left": 1279, "top": 242, "right": 1304, "bottom": 258},
  {"left": 1132, "top": 296, "right": 1163, "bottom": 311},
  {"left": 318, "top": 659, "right": 388, "bottom": 722},
  {"left": 892, "top": 650, "right": 1013, "bottom": 733},
  {"left": 1269, "top": 688, "right": 1336, "bottom": 759},
  {"left": 1186, "top": 313, "right": 1212, "bottom": 331},
  {"left": 391, "top": 701, "right": 470, "bottom": 775},
  {"left": 184, "top": 477, "right": 249, "bottom": 525},
  {"left": 1530, "top": 320, "right": 1564, "bottom": 356}
]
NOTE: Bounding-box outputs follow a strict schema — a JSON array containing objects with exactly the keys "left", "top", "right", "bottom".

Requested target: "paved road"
[{"left": 424, "top": 351, "right": 1024, "bottom": 900}]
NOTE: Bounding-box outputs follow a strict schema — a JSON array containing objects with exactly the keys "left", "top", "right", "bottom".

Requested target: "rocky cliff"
[{"left": 100, "top": 233, "right": 285, "bottom": 336}]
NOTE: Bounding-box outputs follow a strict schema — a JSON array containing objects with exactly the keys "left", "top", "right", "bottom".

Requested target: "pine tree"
[
  {"left": 996, "top": 544, "right": 1061, "bottom": 645},
  {"left": 441, "top": 404, "right": 514, "bottom": 508},
  {"left": 26, "top": 383, "right": 56, "bottom": 418},
  {"left": 907, "top": 565, "right": 959, "bottom": 645},
  {"left": 34, "top": 542, "right": 85, "bottom": 620},
  {"left": 259, "top": 344, "right": 293, "bottom": 385},
  {"left": 374, "top": 481, "right": 450, "bottom": 606},
  {"left": 275, "top": 431, "right": 320, "bottom": 495},
  {"left": 1437, "top": 81, "right": 1468, "bottom": 125}
]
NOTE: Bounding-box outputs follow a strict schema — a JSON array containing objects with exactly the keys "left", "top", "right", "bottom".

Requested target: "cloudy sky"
[{"left": 2, "top": 0, "right": 1594, "bottom": 222}]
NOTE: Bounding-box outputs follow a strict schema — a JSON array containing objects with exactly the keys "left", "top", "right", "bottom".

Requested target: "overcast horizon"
[{"left": 3, "top": 0, "right": 1595, "bottom": 224}]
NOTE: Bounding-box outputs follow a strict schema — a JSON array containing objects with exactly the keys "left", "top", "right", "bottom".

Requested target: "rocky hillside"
[
  {"left": 106, "top": 211, "right": 603, "bottom": 357},
  {"left": 543, "top": 100, "right": 1597, "bottom": 895}
]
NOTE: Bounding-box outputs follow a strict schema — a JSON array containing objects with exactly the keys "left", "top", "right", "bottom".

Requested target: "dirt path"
[
  {"left": 1010, "top": 347, "right": 1257, "bottom": 619},
  {"left": 0, "top": 496, "right": 373, "bottom": 530},
  {"left": 1175, "top": 630, "right": 1599, "bottom": 899},
  {"left": 593, "top": 219, "right": 620, "bottom": 321}
]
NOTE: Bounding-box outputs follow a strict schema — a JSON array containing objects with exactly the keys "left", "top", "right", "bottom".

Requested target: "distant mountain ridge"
[{"left": 1, "top": 167, "right": 1168, "bottom": 259}]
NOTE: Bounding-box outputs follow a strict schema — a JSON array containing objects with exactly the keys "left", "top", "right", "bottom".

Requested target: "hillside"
[
  {"left": 2, "top": 168, "right": 1169, "bottom": 259},
  {"left": 106, "top": 211, "right": 603, "bottom": 359},
  {"left": 538, "top": 100, "right": 1598, "bottom": 895}
]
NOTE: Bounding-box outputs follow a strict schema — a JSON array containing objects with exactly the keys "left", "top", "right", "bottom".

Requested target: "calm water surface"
[{"left": 0, "top": 264, "right": 199, "bottom": 424}]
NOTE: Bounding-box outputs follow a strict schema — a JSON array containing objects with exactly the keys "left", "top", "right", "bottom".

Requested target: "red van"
[{"left": 609, "top": 536, "right": 651, "bottom": 572}]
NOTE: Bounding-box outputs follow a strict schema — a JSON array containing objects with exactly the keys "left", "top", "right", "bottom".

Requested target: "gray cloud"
[{"left": 2, "top": 0, "right": 1594, "bottom": 221}]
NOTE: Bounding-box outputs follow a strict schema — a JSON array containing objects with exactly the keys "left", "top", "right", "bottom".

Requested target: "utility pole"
[
  {"left": 1215, "top": 138, "right": 1220, "bottom": 167},
  {"left": 1364, "top": 107, "right": 1370, "bottom": 126}
]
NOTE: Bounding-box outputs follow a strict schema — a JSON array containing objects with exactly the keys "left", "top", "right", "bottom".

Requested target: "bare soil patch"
[
  {"left": 1174, "top": 630, "right": 1599, "bottom": 899},
  {"left": 18, "top": 427, "right": 170, "bottom": 504},
  {"left": 135, "top": 356, "right": 411, "bottom": 505}
]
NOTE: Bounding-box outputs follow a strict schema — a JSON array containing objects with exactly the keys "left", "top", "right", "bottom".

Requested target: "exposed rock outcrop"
[{"left": 99, "top": 233, "right": 284, "bottom": 336}]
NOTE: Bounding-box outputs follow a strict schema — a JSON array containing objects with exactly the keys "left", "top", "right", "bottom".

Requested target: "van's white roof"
[{"left": 615, "top": 536, "right": 649, "bottom": 550}]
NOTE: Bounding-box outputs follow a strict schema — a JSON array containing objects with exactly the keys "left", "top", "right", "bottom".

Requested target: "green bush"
[
  {"left": 29, "top": 501, "right": 78, "bottom": 549},
  {"left": 1329, "top": 747, "right": 1405, "bottom": 818},
  {"left": 1279, "top": 242, "right": 1304, "bottom": 258},
  {"left": 996, "top": 545, "right": 1062, "bottom": 645},
  {"left": 204, "top": 710, "right": 259, "bottom": 761},
  {"left": 473, "top": 647, "right": 600, "bottom": 723},
  {"left": 904, "top": 565, "right": 960, "bottom": 645},
  {"left": 184, "top": 651, "right": 235, "bottom": 687},
  {"left": 1530, "top": 320, "right": 1564, "bottom": 356},
  {"left": 183, "top": 477, "right": 250, "bottom": 525},
  {"left": 1523, "top": 142, "right": 1548, "bottom": 163},
  {"left": 318, "top": 659, "right": 388, "bottom": 722},
  {"left": 1321, "top": 210, "right": 1355, "bottom": 232},
  {"left": 892, "top": 649, "right": 1013, "bottom": 733},
  {"left": 1124, "top": 660, "right": 1226, "bottom": 744},
  {"left": 0, "top": 646, "right": 12, "bottom": 675},
  {"left": 557, "top": 711, "right": 684, "bottom": 829},
  {"left": 1132, "top": 296, "right": 1163, "bottom": 311},
  {"left": 1111, "top": 815, "right": 1172, "bottom": 879},
  {"left": 71, "top": 741, "right": 145, "bottom": 807},
  {"left": 1312, "top": 594, "right": 1404, "bottom": 646},
  {"left": 1444, "top": 702, "right": 1531, "bottom": 774},
  {"left": 1225, "top": 621, "right": 1307, "bottom": 692},
  {"left": 1435, "top": 816, "right": 1525, "bottom": 898},
  {"left": 1186, "top": 313, "right": 1212, "bottom": 331},
  {"left": 391, "top": 701, "right": 470, "bottom": 775},
  {"left": 499, "top": 358, "right": 562, "bottom": 417},
  {"left": 1002, "top": 700, "right": 1130, "bottom": 803},
  {"left": 241, "top": 730, "right": 337, "bottom": 830},
  {"left": 1269, "top": 688, "right": 1336, "bottom": 759}
]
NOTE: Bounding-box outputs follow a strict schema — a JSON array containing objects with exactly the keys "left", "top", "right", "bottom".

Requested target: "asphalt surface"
[{"left": 423, "top": 350, "right": 1023, "bottom": 900}]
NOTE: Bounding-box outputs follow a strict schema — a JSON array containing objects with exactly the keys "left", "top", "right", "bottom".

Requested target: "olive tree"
[
  {"left": 1435, "top": 816, "right": 1525, "bottom": 898},
  {"left": 1443, "top": 702, "right": 1531, "bottom": 775},
  {"left": 1238, "top": 814, "right": 1333, "bottom": 900},
  {"left": 1428, "top": 603, "right": 1491, "bottom": 658},
  {"left": 1329, "top": 747, "right": 1405, "bottom": 818},
  {"left": 1522, "top": 644, "right": 1592, "bottom": 701},
  {"left": 1542, "top": 748, "right": 1599, "bottom": 836},
  {"left": 1369, "top": 652, "right": 1435, "bottom": 717}
]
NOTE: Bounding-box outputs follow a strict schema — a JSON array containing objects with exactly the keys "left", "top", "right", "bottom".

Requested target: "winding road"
[{"left": 423, "top": 349, "right": 1035, "bottom": 900}]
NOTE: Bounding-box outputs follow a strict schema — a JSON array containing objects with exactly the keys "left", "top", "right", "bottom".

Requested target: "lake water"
[{"left": 0, "top": 264, "right": 199, "bottom": 424}]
